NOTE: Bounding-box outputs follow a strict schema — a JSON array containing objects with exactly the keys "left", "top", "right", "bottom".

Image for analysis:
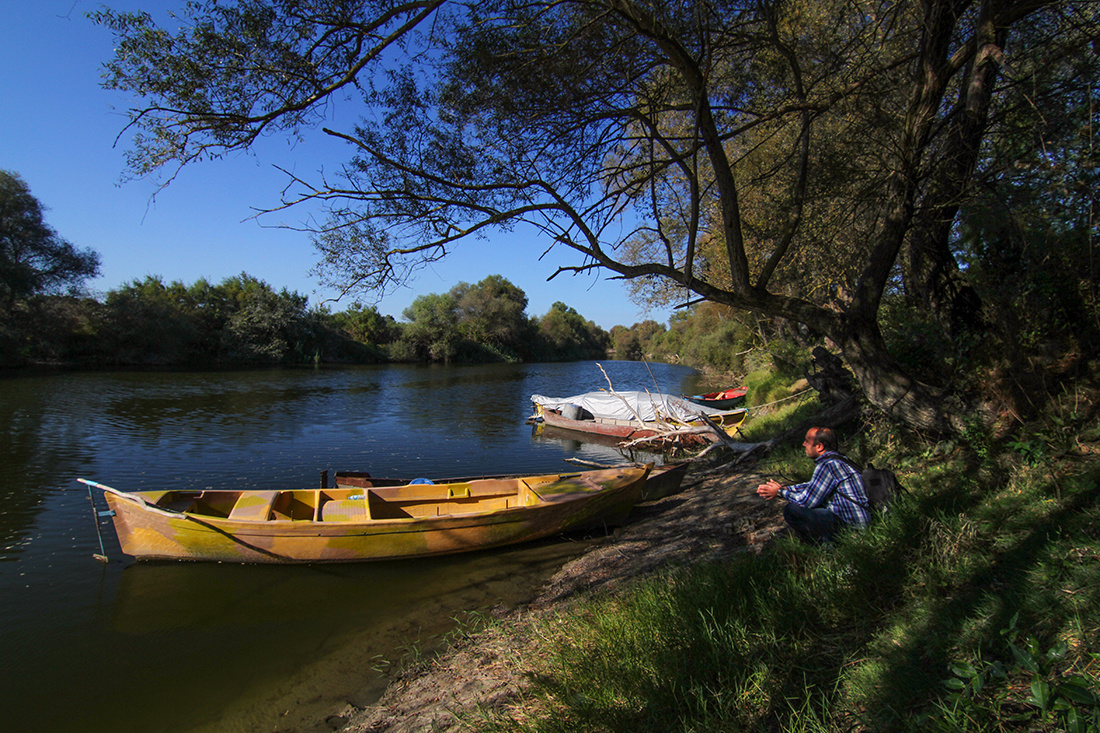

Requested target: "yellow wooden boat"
[
  {"left": 78, "top": 465, "right": 651, "bottom": 564},
  {"left": 329, "top": 461, "right": 689, "bottom": 502}
]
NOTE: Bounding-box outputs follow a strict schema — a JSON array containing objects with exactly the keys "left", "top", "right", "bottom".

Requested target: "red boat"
[{"left": 686, "top": 387, "right": 747, "bottom": 410}]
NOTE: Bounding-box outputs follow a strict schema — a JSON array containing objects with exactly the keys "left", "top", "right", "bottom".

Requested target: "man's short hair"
[{"left": 809, "top": 427, "right": 838, "bottom": 452}]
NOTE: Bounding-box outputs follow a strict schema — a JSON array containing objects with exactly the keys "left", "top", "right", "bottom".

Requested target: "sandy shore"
[{"left": 327, "top": 460, "right": 786, "bottom": 733}]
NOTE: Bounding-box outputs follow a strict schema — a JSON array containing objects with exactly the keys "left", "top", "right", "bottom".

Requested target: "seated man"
[{"left": 756, "top": 427, "right": 870, "bottom": 543}]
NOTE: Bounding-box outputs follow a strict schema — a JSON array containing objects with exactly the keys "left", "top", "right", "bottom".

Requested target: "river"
[{"left": 0, "top": 360, "right": 704, "bottom": 733}]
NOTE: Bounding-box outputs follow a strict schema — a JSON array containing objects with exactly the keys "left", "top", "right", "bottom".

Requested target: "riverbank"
[{"left": 331, "top": 458, "right": 785, "bottom": 732}]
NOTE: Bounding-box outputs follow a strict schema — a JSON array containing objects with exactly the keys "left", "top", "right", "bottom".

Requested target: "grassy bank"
[{"left": 479, "top": 393, "right": 1100, "bottom": 731}]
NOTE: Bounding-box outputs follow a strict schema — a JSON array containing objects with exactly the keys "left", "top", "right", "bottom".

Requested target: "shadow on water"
[
  {"left": 113, "top": 538, "right": 594, "bottom": 733},
  {"left": 0, "top": 361, "right": 702, "bottom": 733},
  {"left": 8, "top": 535, "right": 598, "bottom": 733}
]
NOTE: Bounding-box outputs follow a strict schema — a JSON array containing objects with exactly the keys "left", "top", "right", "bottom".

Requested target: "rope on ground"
[{"left": 746, "top": 387, "right": 815, "bottom": 411}]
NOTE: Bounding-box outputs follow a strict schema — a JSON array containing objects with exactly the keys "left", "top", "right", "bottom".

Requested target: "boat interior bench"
[
  {"left": 228, "top": 491, "right": 280, "bottom": 521},
  {"left": 159, "top": 491, "right": 237, "bottom": 518},
  {"left": 364, "top": 479, "right": 535, "bottom": 519},
  {"left": 213, "top": 480, "right": 550, "bottom": 523}
]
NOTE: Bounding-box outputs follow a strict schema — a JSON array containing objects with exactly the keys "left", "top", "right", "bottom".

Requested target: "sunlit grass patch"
[
  {"left": 737, "top": 376, "right": 820, "bottom": 443},
  {"left": 478, "top": 437, "right": 1100, "bottom": 733}
]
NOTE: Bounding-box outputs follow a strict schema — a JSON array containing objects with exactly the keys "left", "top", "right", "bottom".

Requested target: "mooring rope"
[{"left": 745, "top": 387, "right": 816, "bottom": 411}]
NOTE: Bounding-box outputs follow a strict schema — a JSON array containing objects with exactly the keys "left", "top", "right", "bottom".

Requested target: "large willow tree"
[{"left": 93, "top": 0, "right": 1097, "bottom": 433}]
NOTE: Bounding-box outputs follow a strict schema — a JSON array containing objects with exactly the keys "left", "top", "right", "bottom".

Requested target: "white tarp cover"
[{"left": 531, "top": 391, "right": 737, "bottom": 422}]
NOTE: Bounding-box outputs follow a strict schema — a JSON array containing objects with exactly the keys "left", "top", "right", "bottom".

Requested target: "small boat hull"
[
  {"left": 95, "top": 466, "right": 650, "bottom": 564},
  {"left": 533, "top": 405, "right": 746, "bottom": 447},
  {"left": 686, "top": 387, "right": 747, "bottom": 410},
  {"left": 638, "top": 461, "right": 690, "bottom": 500},
  {"left": 539, "top": 407, "right": 664, "bottom": 439}
]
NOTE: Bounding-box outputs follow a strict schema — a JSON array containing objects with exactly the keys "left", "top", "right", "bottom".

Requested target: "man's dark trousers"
[{"left": 783, "top": 502, "right": 838, "bottom": 544}]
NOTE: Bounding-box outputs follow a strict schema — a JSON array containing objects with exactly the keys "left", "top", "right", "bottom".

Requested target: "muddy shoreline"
[{"left": 327, "top": 461, "right": 786, "bottom": 733}]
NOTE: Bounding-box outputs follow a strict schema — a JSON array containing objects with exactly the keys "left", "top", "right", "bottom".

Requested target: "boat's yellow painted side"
[{"left": 100, "top": 466, "right": 650, "bottom": 563}]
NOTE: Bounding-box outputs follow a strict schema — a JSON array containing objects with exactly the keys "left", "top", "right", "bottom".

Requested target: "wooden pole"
[{"left": 83, "top": 481, "right": 109, "bottom": 563}]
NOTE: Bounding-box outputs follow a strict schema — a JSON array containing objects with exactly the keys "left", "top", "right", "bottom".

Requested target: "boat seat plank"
[
  {"left": 228, "top": 491, "right": 279, "bottom": 521},
  {"left": 320, "top": 497, "right": 370, "bottom": 522},
  {"left": 465, "top": 479, "right": 525, "bottom": 496}
]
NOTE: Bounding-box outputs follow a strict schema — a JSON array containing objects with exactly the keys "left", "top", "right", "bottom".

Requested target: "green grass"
[
  {"left": 474, "top": 406, "right": 1100, "bottom": 732},
  {"left": 736, "top": 386, "right": 820, "bottom": 445}
]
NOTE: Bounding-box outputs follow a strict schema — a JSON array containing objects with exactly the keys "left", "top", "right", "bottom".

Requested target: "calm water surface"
[{"left": 0, "top": 360, "right": 703, "bottom": 733}]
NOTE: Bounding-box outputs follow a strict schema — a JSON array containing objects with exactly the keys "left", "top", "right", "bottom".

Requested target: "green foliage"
[
  {"left": 385, "top": 278, "right": 608, "bottom": 364},
  {"left": 219, "top": 281, "right": 308, "bottom": 363},
  {"left": 452, "top": 275, "right": 530, "bottom": 353},
  {"left": 878, "top": 294, "right": 970, "bottom": 386},
  {"left": 960, "top": 417, "right": 994, "bottom": 465},
  {"left": 3, "top": 270, "right": 615, "bottom": 368},
  {"left": 528, "top": 302, "right": 609, "bottom": 362},
  {"left": 480, "top": 421, "right": 1100, "bottom": 733},
  {"left": 931, "top": 613, "right": 1100, "bottom": 732},
  {"left": 614, "top": 304, "right": 762, "bottom": 373},
  {"left": 1, "top": 295, "right": 106, "bottom": 367},
  {"left": 0, "top": 169, "right": 100, "bottom": 309},
  {"left": 681, "top": 321, "right": 750, "bottom": 372},
  {"left": 94, "top": 273, "right": 318, "bottom": 366},
  {"left": 401, "top": 292, "right": 461, "bottom": 362},
  {"left": 102, "top": 276, "right": 208, "bottom": 365},
  {"left": 383, "top": 338, "right": 419, "bottom": 363},
  {"left": 1007, "top": 438, "right": 1046, "bottom": 468},
  {"left": 329, "top": 303, "right": 399, "bottom": 347},
  {"left": 611, "top": 320, "right": 664, "bottom": 360}
]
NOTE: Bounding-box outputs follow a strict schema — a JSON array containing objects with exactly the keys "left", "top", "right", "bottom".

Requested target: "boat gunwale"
[
  {"left": 105, "top": 492, "right": 624, "bottom": 538},
  {"left": 100, "top": 468, "right": 647, "bottom": 533}
]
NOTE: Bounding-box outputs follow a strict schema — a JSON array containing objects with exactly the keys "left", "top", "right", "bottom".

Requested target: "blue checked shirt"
[{"left": 779, "top": 451, "right": 871, "bottom": 528}]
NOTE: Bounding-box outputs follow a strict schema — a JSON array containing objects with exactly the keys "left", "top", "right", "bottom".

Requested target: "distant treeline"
[
  {"left": 608, "top": 302, "right": 810, "bottom": 396},
  {"left": 0, "top": 273, "right": 612, "bottom": 369},
  {"left": 609, "top": 305, "right": 758, "bottom": 373}
]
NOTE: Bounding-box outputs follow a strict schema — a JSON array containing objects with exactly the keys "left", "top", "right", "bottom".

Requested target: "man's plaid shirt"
[{"left": 779, "top": 451, "right": 871, "bottom": 528}]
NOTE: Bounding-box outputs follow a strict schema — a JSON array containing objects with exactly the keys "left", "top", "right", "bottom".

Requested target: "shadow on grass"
[{"left": 499, "top": 457, "right": 1100, "bottom": 733}]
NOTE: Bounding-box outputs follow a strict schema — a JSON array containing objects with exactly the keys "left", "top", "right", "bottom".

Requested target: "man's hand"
[{"left": 756, "top": 479, "right": 783, "bottom": 500}]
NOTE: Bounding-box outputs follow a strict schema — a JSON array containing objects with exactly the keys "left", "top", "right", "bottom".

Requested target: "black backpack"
[
  {"left": 860, "top": 464, "right": 906, "bottom": 512},
  {"left": 831, "top": 456, "right": 906, "bottom": 513}
]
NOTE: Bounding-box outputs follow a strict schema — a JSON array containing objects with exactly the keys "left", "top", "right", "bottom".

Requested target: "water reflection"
[
  {"left": 531, "top": 423, "right": 669, "bottom": 465},
  {"left": 0, "top": 360, "right": 702, "bottom": 733},
  {"left": 100, "top": 538, "right": 598, "bottom": 733}
]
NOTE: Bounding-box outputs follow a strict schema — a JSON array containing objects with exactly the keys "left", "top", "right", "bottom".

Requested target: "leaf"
[
  {"left": 970, "top": 672, "right": 985, "bottom": 697},
  {"left": 1058, "top": 678, "right": 1100, "bottom": 706},
  {"left": 950, "top": 662, "right": 978, "bottom": 678},
  {"left": 1011, "top": 642, "right": 1042, "bottom": 674},
  {"left": 1029, "top": 678, "right": 1052, "bottom": 712},
  {"left": 1045, "top": 640, "right": 1069, "bottom": 664}
]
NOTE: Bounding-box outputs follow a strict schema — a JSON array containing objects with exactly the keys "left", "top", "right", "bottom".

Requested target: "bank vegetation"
[
  {"left": 0, "top": 269, "right": 611, "bottom": 369},
  {"left": 416, "top": 374, "right": 1100, "bottom": 733}
]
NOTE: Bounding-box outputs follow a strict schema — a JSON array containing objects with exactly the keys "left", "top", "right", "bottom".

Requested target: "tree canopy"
[
  {"left": 92, "top": 0, "right": 1099, "bottom": 433},
  {"left": 0, "top": 170, "right": 100, "bottom": 310}
]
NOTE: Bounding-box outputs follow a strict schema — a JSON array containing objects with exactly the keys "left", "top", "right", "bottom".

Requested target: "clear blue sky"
[{"left": 0, "top": 1, "right": 675, "bottom": 330}]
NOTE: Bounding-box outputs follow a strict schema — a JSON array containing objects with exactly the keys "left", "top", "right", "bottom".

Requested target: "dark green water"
[{"left": 0, "top": 360, "right": 701, "bottom": 732}]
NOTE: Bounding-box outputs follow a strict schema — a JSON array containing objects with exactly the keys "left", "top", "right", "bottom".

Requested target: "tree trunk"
[
  {"left": 717, "top": 290, "right": 967, "bottom": 436},
  {"left": 831, "top": 316, "right": 963, "bottom": 435},
  {"left": 902, "top": 2, "right": 1008, "bottom": 337}
]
